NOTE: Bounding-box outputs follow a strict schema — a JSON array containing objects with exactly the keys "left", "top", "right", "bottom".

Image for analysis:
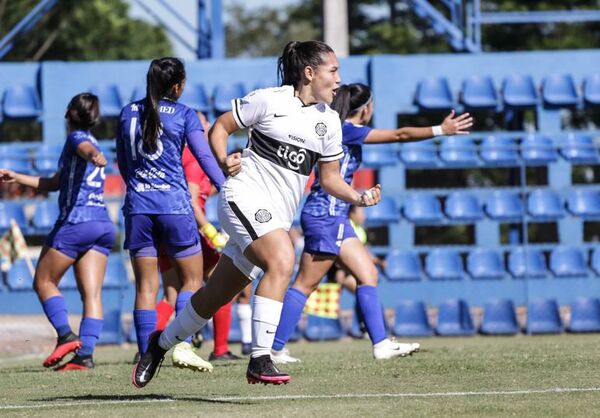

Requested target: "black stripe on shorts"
[{"left": 228, "top": 200, "right": 258, "bottom": 241}]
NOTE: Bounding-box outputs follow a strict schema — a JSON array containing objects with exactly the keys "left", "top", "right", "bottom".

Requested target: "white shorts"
[{"left": 218, "top": 188, "right": 290, "bottom": 280}]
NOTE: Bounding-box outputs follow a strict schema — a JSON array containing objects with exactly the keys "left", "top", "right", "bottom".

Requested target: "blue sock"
[
  {"left": 42, "top": 296, "right": 71, "bottom": 338},
  {"left": 133, "top": 309, "right": 157, "bottom": 354},
  {"left": 78, "top": 317, "right": 103, "bottom": 357},
  {"left": 356, "top": 285, "right": 386, "bottom": 345},
  {"left": 176, "top": 291, "right": 194, "bottom": 344},
  {"left": 272, "top": 288, "right": 307, "bottom": 351}
]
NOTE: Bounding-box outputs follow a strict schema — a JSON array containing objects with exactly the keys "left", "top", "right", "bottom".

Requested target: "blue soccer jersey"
[
  {"left": 116, "top": 99, "right": 215, "bottom": 216},
  {"left": 302, "top": 121, "right": 371, "bottom": 218},
  {"left": 57, "top": 130, "right": 111, "bottom": 224}
]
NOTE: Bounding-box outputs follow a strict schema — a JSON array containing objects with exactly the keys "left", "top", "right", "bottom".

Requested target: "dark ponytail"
[
  {"left": 65, "top": 93, "right": 100, "bottom": 130},
  {"left": 277, "top": 41, "right": 334, "bottom": 89},
  {"left": 330, "top": 83, "right": 372, "bottom": 121},
  {"left": 142, "top": 57, "right": 186, "bottom": 152}
]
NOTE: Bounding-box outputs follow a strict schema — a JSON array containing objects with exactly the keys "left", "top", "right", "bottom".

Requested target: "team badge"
[
  {"left": 255, "top": 209, "right": 272, "bottom": 223},
  {"left": 315, "top": 122, "right": 327, "bottom": 136}
]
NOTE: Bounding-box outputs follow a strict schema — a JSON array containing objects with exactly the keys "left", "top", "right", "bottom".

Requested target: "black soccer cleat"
[
  {"left": 246, "top": 354, "right": 291, "bottom": 385},
  {"left": 54, "top": 354, "right": 95, "bottom": 371},
  {"left": 209, "top": 350, "right": 243, "bottom": 362},
  {"left": 132, "top": 331, "right": 167, "bottom": 388}
]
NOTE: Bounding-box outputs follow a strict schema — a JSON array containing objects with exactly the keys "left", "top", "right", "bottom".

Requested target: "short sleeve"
[
  {"left": 68, "top": 131, "right": 93, "bottom": 152},
  {"left": 344, "top": 125, "right": 372, "bottom": 146},
  {"left": 184, "top": 107, "right": 204, "bottom": 137},
  {"left": 319, "top": 118, "right": 344, "bottom": 162},
  {"left": 231, "top": 89, "right": 269, "bottom": 129}
]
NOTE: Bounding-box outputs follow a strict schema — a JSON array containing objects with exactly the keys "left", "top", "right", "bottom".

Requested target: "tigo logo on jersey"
[
  {"left": 255, "top": 209, "right": 272, "bottom": 223},
  {"left": 277, "top": 145, "right": 306, "bottom": 171},
  {"left": 315, "top": 122, "right": 327, "bottom": 136}
]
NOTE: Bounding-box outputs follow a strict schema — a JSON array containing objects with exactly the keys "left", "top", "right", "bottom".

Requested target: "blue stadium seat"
[
  {"left": 583, "top": 74, "right": 600, "bottom": 107},
  {"left": 425, "top": 249, "right": 464, "bottom": 280},
  {"left": 90, "top": 84, "right": 122, "bottom": 117},
  {"left": 508, "top": 248, "right": 548, "bottom": 279},
  {"left": 527, "top": 189, "right": 564, "bottom": 221},
  {"left": 6, "top": 259, "right": 34, "bottom": 291},
  {"left": 34, "top": 155, "right": 59, "bottom": 176},
  {"left": 480, "top": 299, "right": 519, "bottom": 335},
  {"left": 435, "top": 299, "right": 475, "bottom": 336},
  {"left": 179, "top": 84, "right": 211, "bottom": 113},
  {"left": 549, "top": 247, "right": 588, "bottom": 278},
  {"left": 58, "top": 267, "right": 77, "bottom": 290},
  {"left": 484, "top": 190, "right": 524, "bottom": 221},
  {"left": 521, "top": 134, "right": 558, "bottom": 165},
  {"left": 31, "top": 201, "right": 59, "bottom": 234},
  {"left": 393, "top": 300, "right": 433, "bottom": 337},
  {"left": 104, "top": 255, "right": 127, "bottom": 288},
  {"left": 542, "top": 74, "right": 579, "bottom": 108},
  {"left": 526, "top": 299, "right": 562, "bottom": 334},
  {"left": 467, "top": 249, "right": 505, "bottom": 280},
  {"left": 0, "top": 201, "right": 29, "bottom": 233},
  {"left": 364, "top": 196, "right": 399, "bottom": 227},
  {"left": 303, "top": 315, "right": 343, "bottom": 341},
  {"left": 444, "top": 192, "right": 483, "bottom": 222},
  {"left": 384, "top": 250, "right": 422, "bottom": 281},
  {"left": 567, "top": 298, "right": 600, "bottom": 333},
  {"left": 204, "top": 195, "right": 220, "bottom": 227},
  {"left": 98, "top": 309, "right": 123, "bottom": 345},
  {"left": 362, "top": 145, "right": 399, "bottom": 168},
  {"left": 566, "top": 189, "right": 600, "bottom": 219},
  {"left": 2, "top": 85, "right": 42, "bottom": 118},
  {"left": 480, "top": 136, "right": 519, "bottom": 166},
  {"left": 592, "top": 248, "right": 600, "bottom": 276},
  {"left": 559, "top": 133, "right": 599, "bottom": 164},
  {"left": 0, "top": 156, "right": 32, "bottom": 174},
  {"left": 213, "top": 83, "right": 245, "bottom": 115},
  {"left": 400, "top": 140, "right": 438, "bottom": 168},
  {"left": 460, "top": 75, "right": 498, "bottom": 109},
  {"left": 402, "top": 193, "right": 443, "bottom": 224},
  {"left": 502, "top": 74, "right": 538, "bottom": 108},
  {"left": 439, "top": 137, "right": 479, "bottom": 167},
  {"left": 414, "top": 77, "right": 454, "bottom": 110}
]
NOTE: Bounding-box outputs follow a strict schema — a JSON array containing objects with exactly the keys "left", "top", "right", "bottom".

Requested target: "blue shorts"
[
  {"left": 46, "top": 221, "right": 116, "bottom": 260},
  {"left": 301, "top": 212, "right": 357, "bottom": 256},
  {"left": 124, "top": 213, "right": 200, "bottom": 255}
]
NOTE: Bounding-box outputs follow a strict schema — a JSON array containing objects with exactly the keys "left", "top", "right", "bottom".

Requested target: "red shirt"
[{"left": 182, "top": 146, "right": 212, "bottom": 211}]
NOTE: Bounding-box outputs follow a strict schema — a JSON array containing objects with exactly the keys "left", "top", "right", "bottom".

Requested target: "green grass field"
[{"left": 1, "top": 335, "right": 600, "bottom": 417}]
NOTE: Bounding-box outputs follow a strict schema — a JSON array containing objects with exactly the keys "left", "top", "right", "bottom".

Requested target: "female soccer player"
[
  {"left": 0, "top": 93, "right": 116, "bottom": 371},
  {"left": 133, "top": 41, "right": 381, "bottom": 388},
  {"left": 116, "top": 57, "right": 225, "bottom": 372},
  {"left": 271, "top": 83, "right": 473, "bottom": 363}
]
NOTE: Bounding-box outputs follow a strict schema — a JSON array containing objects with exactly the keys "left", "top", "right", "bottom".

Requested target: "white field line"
[{"left": 1, "top": 387, "right": 600, "bottom": 410}]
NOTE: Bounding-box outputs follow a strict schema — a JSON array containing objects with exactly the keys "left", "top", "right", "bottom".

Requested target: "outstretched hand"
[
  {"left": 441, "top": 110, "right": 473, "bottom": 135},
  {"left": 359, "top": 184, "right": 382, "bottom": 207},
  {"left": 0, "top": 169, "right": 17, "bottom": 183},
  {"left": 222, "top": 152, "right": 242, "bottom": 177}
]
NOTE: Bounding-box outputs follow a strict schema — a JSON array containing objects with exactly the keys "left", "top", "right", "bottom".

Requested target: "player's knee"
[
  {"left": 264, "top": 251, "right": 295, "bottom": 279},
  {"left": 357, "top": 265, "right": 379, "bottom": 286}
]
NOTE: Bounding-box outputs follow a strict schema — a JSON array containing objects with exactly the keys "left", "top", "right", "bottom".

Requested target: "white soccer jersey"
[{"left": 227, "top": 85, "right": 343, "bottom": 229}]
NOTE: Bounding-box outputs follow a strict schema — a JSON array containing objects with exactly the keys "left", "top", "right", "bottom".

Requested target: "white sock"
[
  {"left": 237, "top": 303, "right": 252, "bottom": 344},
  {"left": 251, "top": 296, "right": 283, "bottom": 358},
  {"left": 159, "top": 301, "right": 209, "bottom": 350}
]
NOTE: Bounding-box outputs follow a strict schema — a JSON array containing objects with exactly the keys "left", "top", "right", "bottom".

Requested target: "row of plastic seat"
[
  {"left": 364, "top": 188, "right": 600, "bottom": 226},
  {"left": 0, "top": 85, "right": 42, "bottom": 120},
  {"left": 363, "top": 134, "right": 599, "bottom": 169},
  {"left": 384, "top": 247, "right": 600, "bottom": 281},
  {"left": 415, "top": 73, "right": 600, "bottom": 110},
  {"left": 394, "top": 298, "right": 600, "bottom": 336},
  {"left": 3, "top": 256, "right": 127, "bottom": 291}
]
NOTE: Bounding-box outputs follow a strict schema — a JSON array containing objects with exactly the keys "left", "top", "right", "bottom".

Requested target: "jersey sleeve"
[
  {"left": 319, "top": 118, "right": 344, "bottom": 162},
  {"left": 231, "top": 89, "right": 269, "bottom": 129},
  {"left": 345, "top": 125, "right": 372, "bottom": 146},
  {"left": 184, "top": 107, "right": 204, "bottom": 137},
  {"left": 68, "top": 131, "right": 94, "bottom": 152}
]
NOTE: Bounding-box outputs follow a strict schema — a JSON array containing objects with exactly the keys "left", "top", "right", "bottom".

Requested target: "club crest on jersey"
[
  {"left": 315, "top": 122, "right": 327, "bottom": 137},
  {"left": 255, "top": 209, "right": 272, "bottom": 223}
]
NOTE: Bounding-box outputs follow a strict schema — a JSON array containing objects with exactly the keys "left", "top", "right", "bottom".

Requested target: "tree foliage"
[{"left": 0, "top": 0, "right": 172, "bottom": 61}]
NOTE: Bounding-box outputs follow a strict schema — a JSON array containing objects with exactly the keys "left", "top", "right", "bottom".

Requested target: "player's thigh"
[
  {"left": 244, "top": 228, "right": 295, "bottom": 276},
  {"left": 338, "top": 238, "right": 378, "bottom": 286},
  {"left": 293, "top": 251, "right": 337, "bottom": 295},
  {"left": 73, "top": 249, "right": 108, "bottom": 298},
  {"left": 34, "top": 246, "right": 75, "bottom": 286}
]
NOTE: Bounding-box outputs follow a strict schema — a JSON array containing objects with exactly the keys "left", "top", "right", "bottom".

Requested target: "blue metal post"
[{"left": 211, "top": 0, "right": 225, "bottom": 59}]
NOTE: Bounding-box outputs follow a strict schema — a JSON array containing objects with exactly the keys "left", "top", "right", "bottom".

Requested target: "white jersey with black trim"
[{"left": 228, "top": 85, "right": 343, "bottom": 227}]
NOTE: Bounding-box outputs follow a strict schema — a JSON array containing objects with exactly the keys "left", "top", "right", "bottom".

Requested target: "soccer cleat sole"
[
  {"left": 246, "top": 371, "right": 290, "bottom": 385},
  {"left": 131, "top": 364, "right": 146, "bottom": 389},
  {"left": 43, "top": 341, "right": 82, "bottom": 368},
  {"left": 54, "top": 363, "right": 91, "bottom": 372},
  {"left": 173, "top": 361, "right": 212, "bottom": 372}
]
